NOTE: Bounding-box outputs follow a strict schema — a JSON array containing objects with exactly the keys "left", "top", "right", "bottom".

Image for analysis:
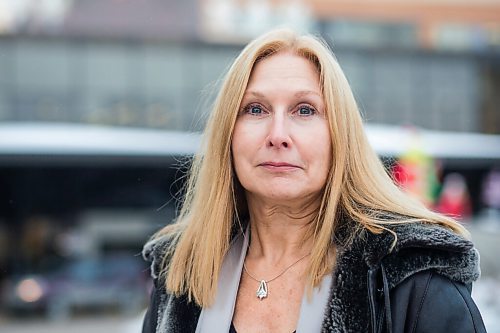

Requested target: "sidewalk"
[
  {"left": 473, "top": 277, "right": 500, "bottom": 333},
  {"left": 469, "top": 221, "right": 500, "bottom": 333},
  {"left": 0, "top": 313, "right": 144, "bottom": 333}
]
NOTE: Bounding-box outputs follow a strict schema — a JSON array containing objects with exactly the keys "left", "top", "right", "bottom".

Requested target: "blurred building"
[
  {"left": 0, "top": 0, "right": 498, "bottom": 133},
  {"left": 311, "top": 0, "right": 500, "bottom": 134},
  {"left": 0, "top": 0, "right": 498, "bottom": 232}
]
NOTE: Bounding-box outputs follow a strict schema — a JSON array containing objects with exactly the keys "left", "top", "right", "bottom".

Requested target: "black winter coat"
[{"left": 142, "top": 222, "right": 487, "bottom": 333}]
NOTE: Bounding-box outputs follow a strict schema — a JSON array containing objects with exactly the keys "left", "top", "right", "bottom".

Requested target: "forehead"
[{"left": 246, "top": 52, "right": 322, "bottom": 94}]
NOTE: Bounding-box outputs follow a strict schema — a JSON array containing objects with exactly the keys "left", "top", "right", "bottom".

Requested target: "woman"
[{"left": 142, "top": 29, "right": 486, "bottom": 333}]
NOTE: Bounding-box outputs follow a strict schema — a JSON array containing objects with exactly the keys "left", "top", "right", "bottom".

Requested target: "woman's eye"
[
  {"left": 297, "top": 105, "right": 315, "bottom": 116},
  {"left": 250, "top": 105, "right": 262, "bottom": 114},
  {"left": 243, "top": 104, "right": 265, "bottom": 116}
]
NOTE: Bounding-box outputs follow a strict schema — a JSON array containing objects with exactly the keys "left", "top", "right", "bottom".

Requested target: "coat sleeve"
[
  {"left": 389, "top": 271, "right": 487, "bottom": 333},
  {"left": 142, "top": 285, "right": 160, "bottom": 333}
]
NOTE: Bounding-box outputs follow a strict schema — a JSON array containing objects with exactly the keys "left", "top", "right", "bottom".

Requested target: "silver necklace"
[{"left": 243, "top": 253, "right": 311, "bottom": 300}]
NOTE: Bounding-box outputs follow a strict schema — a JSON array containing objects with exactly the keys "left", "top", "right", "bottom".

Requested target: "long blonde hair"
[{"left": 156, "top": 28, "right": 468, "bottom": 306}]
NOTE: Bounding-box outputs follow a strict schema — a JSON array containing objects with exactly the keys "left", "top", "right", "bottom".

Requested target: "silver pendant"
[{"left": 256, "top": 280, "right": 268, "bottom": 300}]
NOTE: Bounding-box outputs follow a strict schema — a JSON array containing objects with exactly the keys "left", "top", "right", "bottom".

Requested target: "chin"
[
  {"left": 259, "top": 188, "right": 317, "bottom": 203},
  {"left": 242, "top": 180, "right": 324, "bottom": 204}
]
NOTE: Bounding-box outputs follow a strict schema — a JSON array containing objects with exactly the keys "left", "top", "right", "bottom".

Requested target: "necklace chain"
[{"left": 243, "top": 252, "right": 311, "bottom": 284}]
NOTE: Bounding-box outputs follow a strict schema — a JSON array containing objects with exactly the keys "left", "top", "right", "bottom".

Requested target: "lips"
[{"left": 258, "top": 161, "right": 302, "bottom": 170}]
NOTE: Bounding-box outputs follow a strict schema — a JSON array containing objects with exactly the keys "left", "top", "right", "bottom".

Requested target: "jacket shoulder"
[
  {"left": 390, "top": 270, "right": 487, "bottom": 333},
  {"left": 142, "top": 230, "right": 204, "bottom": 333}
]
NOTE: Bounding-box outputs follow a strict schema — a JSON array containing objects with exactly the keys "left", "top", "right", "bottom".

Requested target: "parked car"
[{"left": 2, "top": 254, "right": 149, "bottom": 319}]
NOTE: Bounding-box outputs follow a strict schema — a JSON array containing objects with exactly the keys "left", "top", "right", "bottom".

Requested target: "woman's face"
[{"left": 232, "top": 52, "right": 332, "bottom": 205}]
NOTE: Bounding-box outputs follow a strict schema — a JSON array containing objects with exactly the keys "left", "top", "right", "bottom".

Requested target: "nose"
[{"left": 266, "top": 112, "right": 291, "bottom": 149}]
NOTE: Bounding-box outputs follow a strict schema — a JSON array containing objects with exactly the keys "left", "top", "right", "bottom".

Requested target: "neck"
[{"left": 245, "top": 194, "right": 320, "bottom": 264}]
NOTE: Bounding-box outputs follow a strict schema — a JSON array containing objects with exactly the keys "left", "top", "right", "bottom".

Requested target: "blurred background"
[{"left": 0, "top": 0, "right": 499, "bottom": 332}]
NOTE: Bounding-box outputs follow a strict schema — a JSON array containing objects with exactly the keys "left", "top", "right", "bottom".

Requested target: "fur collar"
[
  {"left": 363, "top": 222, "right": 480, "bottom": 288},
  {"left": 142, "top": 233, "right": 176, "bottom": 280}
]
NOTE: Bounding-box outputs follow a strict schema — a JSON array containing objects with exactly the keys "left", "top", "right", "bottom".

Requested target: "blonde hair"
[{"left": 156, "top": 28, "right": 468, "bottom": 306}]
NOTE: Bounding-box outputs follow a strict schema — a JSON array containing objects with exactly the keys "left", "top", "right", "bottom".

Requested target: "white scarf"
[{"left": 195, "top": 228, "right": 332, "bottom": 333}]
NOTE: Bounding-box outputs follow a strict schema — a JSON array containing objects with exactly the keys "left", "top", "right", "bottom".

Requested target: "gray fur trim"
[
  {"left": 362, "top": 223, "right": 480, "bottom": 285},
  {"left": 142, "top": 234, "right": 176, "bottom": 280}
]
